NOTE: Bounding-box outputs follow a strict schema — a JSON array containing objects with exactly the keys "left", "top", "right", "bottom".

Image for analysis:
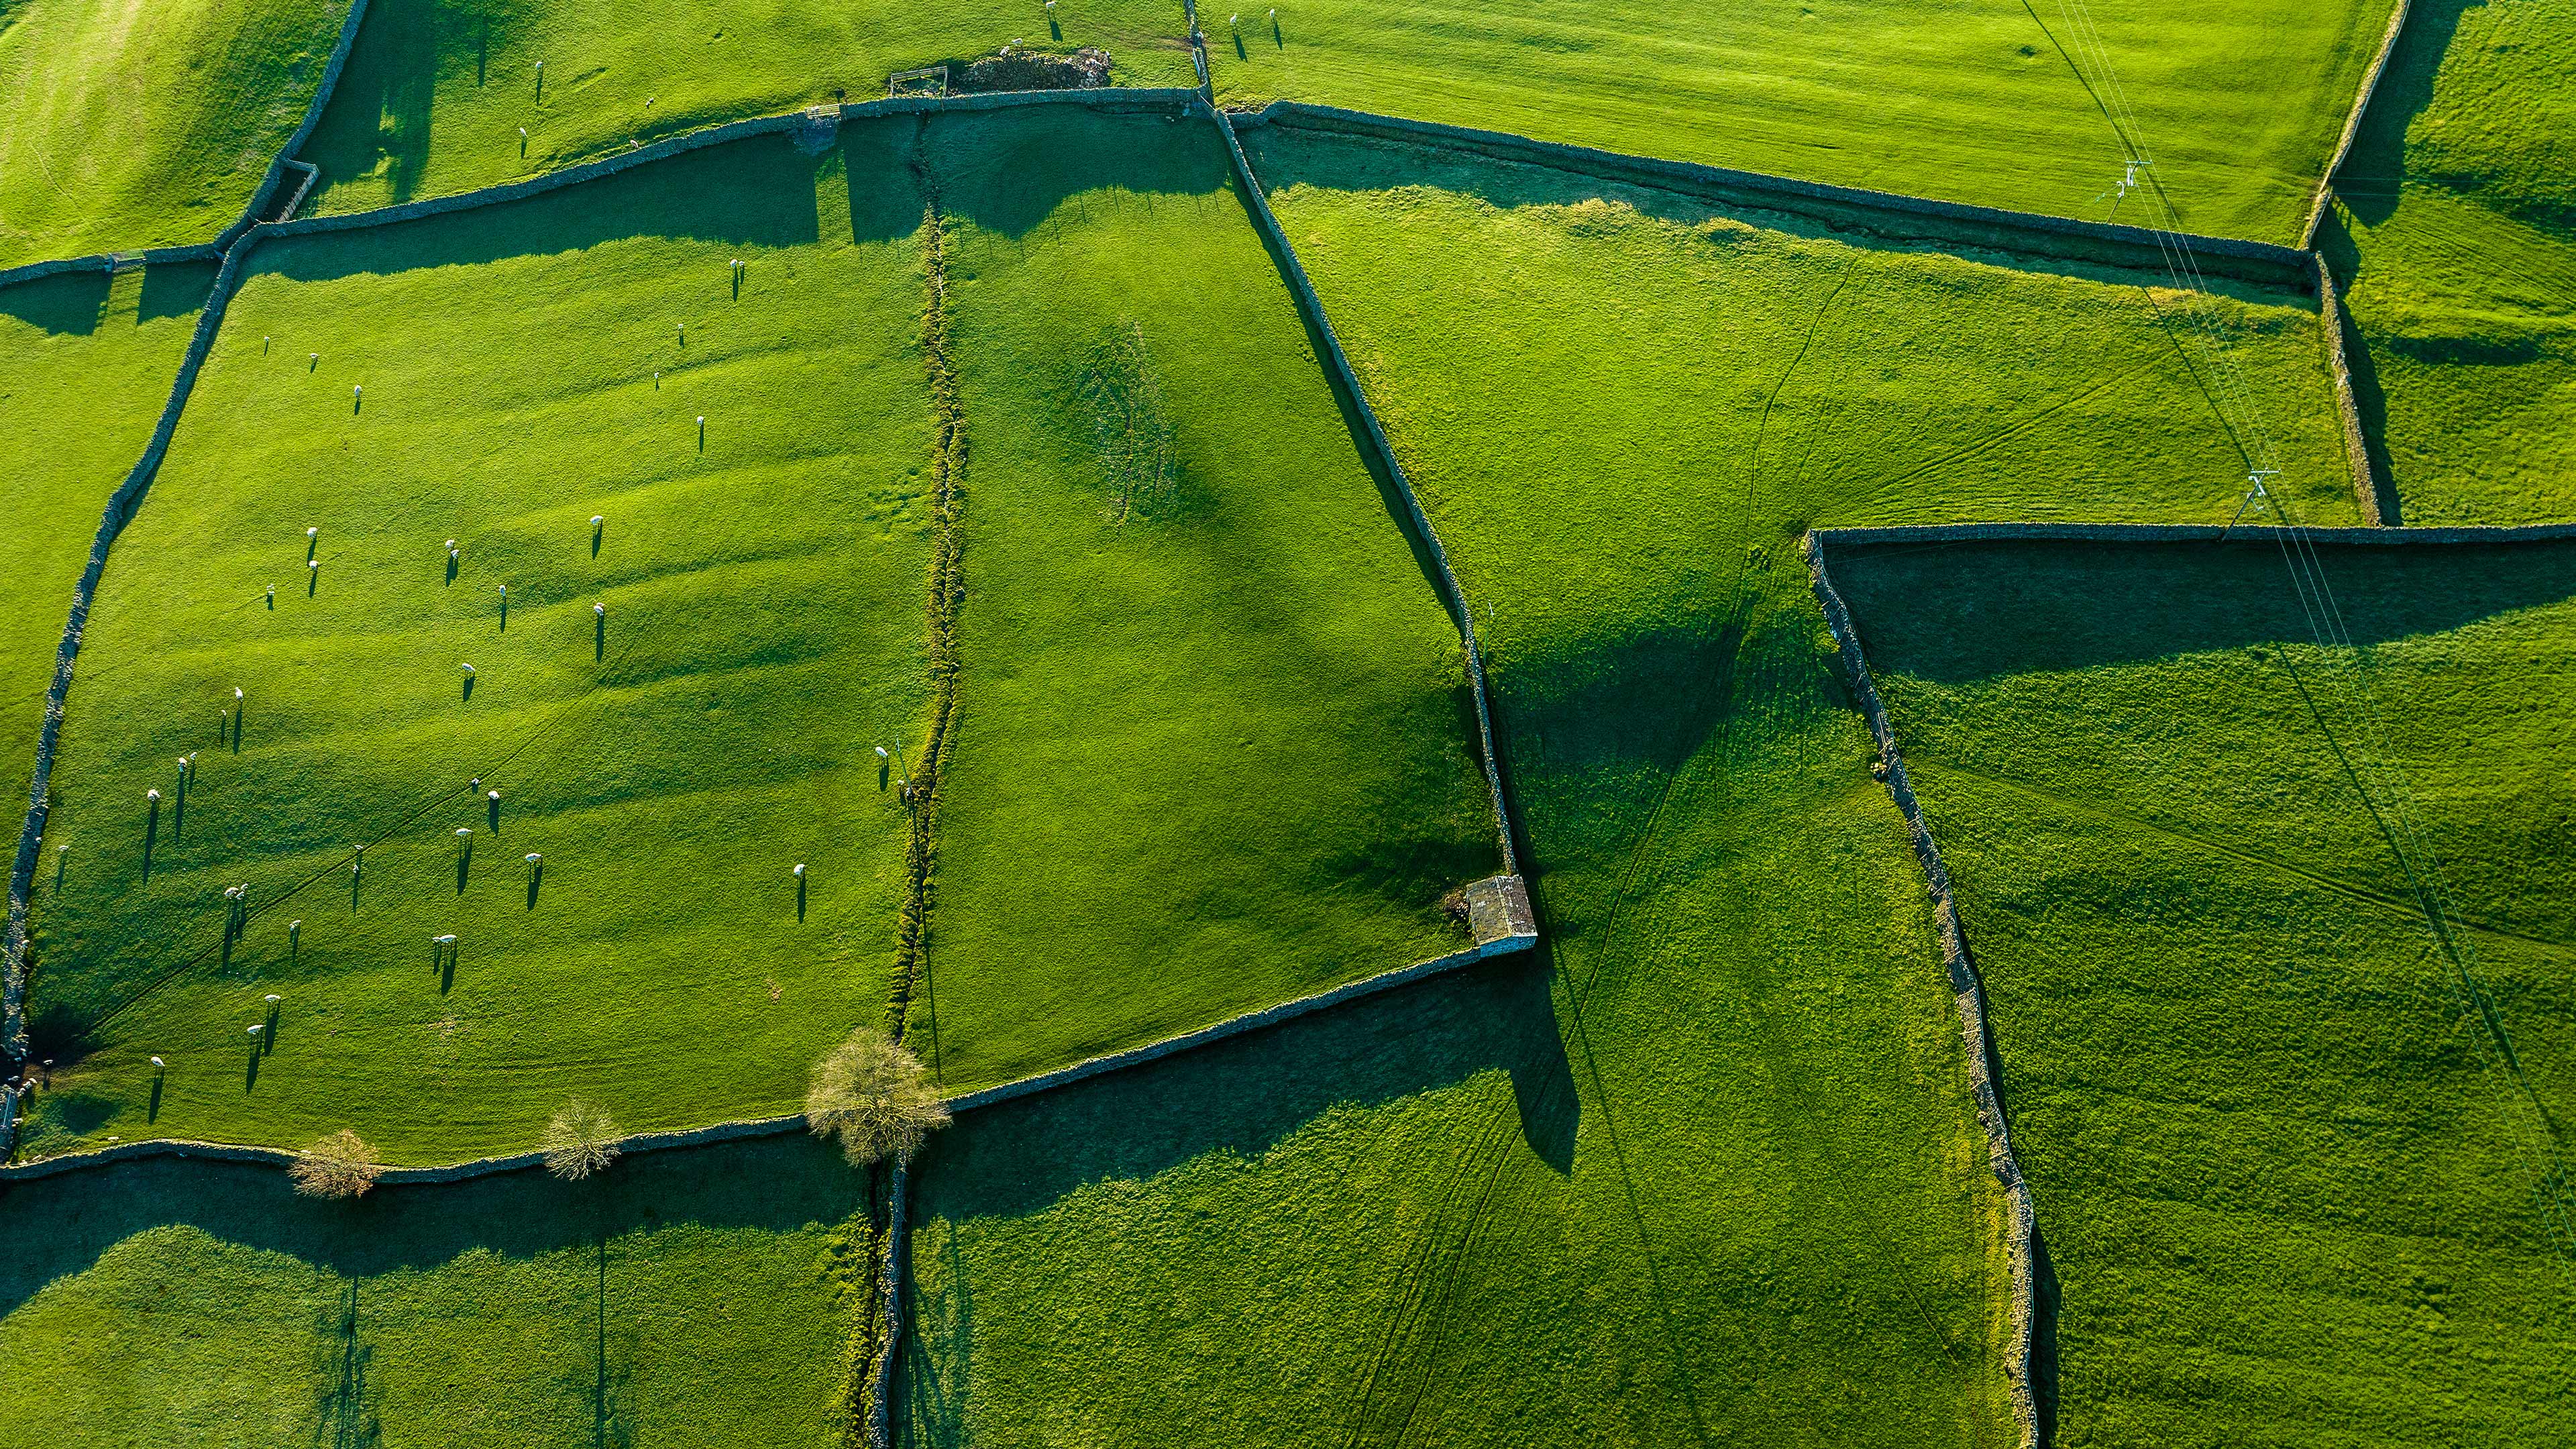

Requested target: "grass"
[
  {"left": 904, "top": 106, "right": 1503, "bottom": 1093},
  {"left": 0, "top": 0, "right": 352, "bottom": 265},
  {"left": 0, "top": 264, "right": 217, "bottom": 822},
  {"left": 1208, "top": 0, "right": 2394, "bottom": 245},
  {"left": 1830, "top": 537, "right": 2576, "bottom": 1447},
  {"left": 0, "top": 1133, "right": 867, "bottom": 1445},
  {"left": 19, "top": 125, "right": 938, "bottom": 1165},
  {"left": 2322, "top": 0, "right": 2576, "bottom": 524},
  {"left": 890, "top": 123, "right": 2377, "bottom": 1446},
  {"left": 300, "top": 0, "right": 1199, "bottom": 217}
]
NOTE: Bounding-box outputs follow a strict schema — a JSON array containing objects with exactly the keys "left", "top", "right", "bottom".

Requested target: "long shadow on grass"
[
  {"left": 261, "top": 123, "right": 932, "bottom": 285},
  {"left": 2332, "top": 0, "right": 2485, "bottom": 231},
  {"left": 297, "top": 0, "right": 444, "bottom": 209},
  {"left": 0, "top": 1132, "right": 863, "bottom": 1320},
  {"left": 1830, "top": 537, "right": 2576, "bottom": 685},
  {"left": 0, "top": 268, "right": 111, "bottom": 336},
  {"left": 923, "top": 106, "right": 1228, "bottom": 242},
  {"left": 1238, "top": 121, "right": 2306, "bottom": 308},
  {"left": 897, "top": 947, "right": 1573, "bottom": 1436},
  {"left": 914, "top": 947, "right": 1574, "bottom": 1226}
]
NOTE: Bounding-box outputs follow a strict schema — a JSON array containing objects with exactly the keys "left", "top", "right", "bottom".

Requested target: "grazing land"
[
  {"left": 0, "top": 264, "right": 216, "bottom": 809},
  {"left": 0, "top": 0, "right": 352, "bottom": 265},
  {"left": 19, "top": 127, "right": 937, "bottom": 1165},
  {"left": 2324, "top": 0, "right": 2576, "bottom": 523},
  {"left": 300, "top": 0, "right": 1198, "bottom": 216},
  {"left": 1833, "top": 537, "right": 2576, "bottom": 1448},
  {"left": 908, "top": 105, "right": 1502, "bottom": 1093},
  {"left": 0, "top": 1134, "right": 865, "bottom": 1446},
  {"left": 894, "top": 125, "right": 2369, "bottom": 1446},
  {"left": 1210, "top": 0, "right": 2394, "bottom": 244}
]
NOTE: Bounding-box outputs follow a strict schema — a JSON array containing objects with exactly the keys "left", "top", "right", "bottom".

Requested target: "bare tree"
[
  {"left": 542, "top": 1098, "right": 622, "bottom": 1181},
  {"left": 289, "top": 1129, "right": 382, "bottom": 1199},
  {"left": 804, "top": 1028, "right": 949, "bottom": 1166}
]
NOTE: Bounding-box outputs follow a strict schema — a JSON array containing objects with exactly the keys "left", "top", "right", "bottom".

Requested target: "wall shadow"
[
  {"left": 1832, "top": 537, "right": 2576, "bottom": 684},
  {"left": 0, "top": 268, "right": 111, "bottom": 336},
  {"left": 0, "top": 1132, "right": 864, "bottom": 1320},
  {"left": 2333, "top": 0, "right": 2483, "bottom": 229},
  {"left": 1238, "top": 119, "right": 2311, "bottom": 308},
  {"left": 912, "top": 946, "right": 1576, "bottom": 1232},
  {"left": 137, "top": 260, "right": 221, "bottom": 324},
  {"left": 295, "top": 0, "right": 445, "bottom": 208},
  {"left": 922, "top": 103, "right": 1228, "bottom": 243},
  {"left": 261, "top": 131, "right": 845, "bottom": 286}
]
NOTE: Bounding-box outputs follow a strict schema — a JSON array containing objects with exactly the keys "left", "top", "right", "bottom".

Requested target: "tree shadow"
[
  {"left": 1830, "top": 536, "right": 2576, "bottom": 685},
  {"left": 0, "top": 1133, "right": 866, "bottom": 1321},
  {"left": 0, "top": 268, "right": 110, "bottom": 336}
]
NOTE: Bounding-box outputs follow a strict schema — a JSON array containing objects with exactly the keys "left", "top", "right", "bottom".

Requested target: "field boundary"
[
  {"left": 0, "top": 934, "right": 1534, "bottom": 1183},
  {"left": 2304, "top": 0, "right": 2415, "bottom": 248},
  {"left": 1207, "top": 101, "right": 1521, "bottom": 872},
  {"left": 1805, "top": 531, "right": 2041, "bottom": 1449},
  {"left": 1809, "top": 521, "right": 2576, "bottom": 548},
  {"left": 0, "top": 244, "right": 224, "bottom": 296},
  {"left": 217, "top": 0, "right": 376, "bottom": 248},
  {"left": 1231, "top": 101, "right": 2319, "bottom": 293},
  {"left": 2314, "top": 254, "right": 2397, "bottom": 525}
]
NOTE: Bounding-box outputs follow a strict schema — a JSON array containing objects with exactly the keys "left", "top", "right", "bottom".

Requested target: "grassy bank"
[
  {"left": 2324, "top": 0, "right": 2576, "bottom": 523},
  {"left": 0, "top": 0, "right": 351, "bottom": 264},
  {"left": 0, "top": 1134, "right": 865, "bottom": 1445},
  {"left": 907, "top": 105, "right": 1502, "bottom": 1093},
  {"left": 20, "top": 126, "right": 936, "bottom": 1164},
  {"left": 1210, "top": 0, "right": 2393, "bottom": 245},
  {"left": 0, "top": 264, "right": 217, "bottom": 813},
  {"left": 301, "top": 0, "right": 1197, "bottom": 216},
  {"left": 1833, "top": 537, "right": 2576, "bottom": 1446}
]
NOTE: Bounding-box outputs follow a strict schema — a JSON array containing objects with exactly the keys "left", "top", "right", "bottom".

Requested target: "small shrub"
[
  {"left": 804, "top": 1028, "right": 949, "bottom": 1166},
  {"left": 541, "top": 1098, "right": 622, "bottom": 1181},
  {"left": 289, "top": 1129, "right": 382, "bottom": 1199}
]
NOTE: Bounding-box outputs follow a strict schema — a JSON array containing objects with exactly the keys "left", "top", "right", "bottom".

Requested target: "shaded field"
[
  {"left": 21, "top": 126, "right": 938, "bottom": 1164},
  {"left": 1833, "top": 537, "right": 2576, "bottom": 1447},
  {"left": 0, "top": 0, "right": 351, "bottom": 264},
  {"left": 0, "top": 264, "right": 217, "bottom": 813},
  {"left": 909, "top": 105, "right": 1502, "bottom": 1094},
  {"left": 301, "top": 0, "right": 1197, "bottom": 216},
  {"left": 1208, "top": 0, "right": 2394, "bottom": 245},
  {"left": 0, "top": 1132, "right": 865, "bottom": 1446},
  {"left": 2324, "top": 0, "right": 2576, "bottom": 524}
]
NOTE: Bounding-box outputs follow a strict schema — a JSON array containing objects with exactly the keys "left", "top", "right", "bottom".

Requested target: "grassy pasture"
[
  {"left": 0, "top": 1134, "right": 865, "bottom": 1446},
  {"left": 1833, "top": 538, "right": 2576, "bottom": 1446},
  {"left": 0, "top": 0, "right": 351, "bottom": 265},
  {"left": 301, "top": 0, "right": 1198, "bottom": 216},
  {"left": 21, "top": 125, "right": 937, "bottom": 1164},
  {"left": 907, "top": 106, "right": 1502, "bottom": 1093},
  {"left": 1209, "top": 0, "right": 2394, "bottom": 245},
  {"left": 891, "top": 124, "right": 2385, "bottom": 1446},
  {"left": 0, "top": 263, "right": 217, "bottom": 816},
  {"left": 2324, "top": 0, "right": 2576, "bottom": 523}
]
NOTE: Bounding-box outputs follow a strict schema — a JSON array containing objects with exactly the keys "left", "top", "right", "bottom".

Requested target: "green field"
[
  {"left": 1210, "top": 0, "right": 2393, "bottom": 245},
  {"left": 300, "top": 0, "right": 1198, "bottom": 216},
  {"left": 2324, "top": 0, "right": 2576, "bottom": 523},
  {"left": 0, "top": 264, "right": 215, "bottom": 812},
  {"left": 0, "top": 0, "right": 351, "bottom": 265},
  {"left": 906, "top": 106, "right": 1501, "bottom": 1094},
  {"left": 1833, "top": 537, "right": 2576, "bottom": 1446},
  {"left": 890, "top": 125, "right": 2377, "bottom": 1445},
  {"left": 0, "top": 1133, "right": 866, "bottom": 1445},
  {"left": 20, "top": 126, "right": 938, "bottom": 1165}
]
